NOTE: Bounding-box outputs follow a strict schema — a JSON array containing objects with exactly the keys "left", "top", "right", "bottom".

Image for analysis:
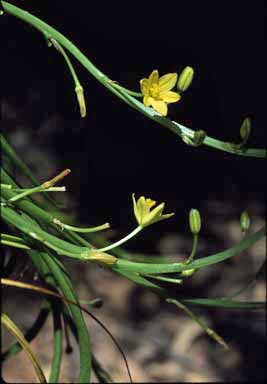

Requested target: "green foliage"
[{"left": 1, "top": 1, "right": 266, "bottom": 383}]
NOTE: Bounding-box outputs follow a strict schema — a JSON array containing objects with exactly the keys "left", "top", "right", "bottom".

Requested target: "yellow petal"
[
  {"left": 145, "top": 198, "right": 156, "bottom": 209},
  {"left": 140, "top": 79, "right": 149, "bottom": 95},
  {"left": 143, "top": 95, "right": 152, "bottom": 107},
  {"left": 158, "top": 73, "right": 178, "bottom": 91},
  {"left": 149, "top": 70, "right": 159, "bottom": 86},
  {"left": 150, "top": 99, "right": 168, "bottom": 116},
  {"left": 160, "top": 91, "right": 181, "bottom": 103},
  {"left": 137, "top": 196, "right": 150, "bottom": 222}
]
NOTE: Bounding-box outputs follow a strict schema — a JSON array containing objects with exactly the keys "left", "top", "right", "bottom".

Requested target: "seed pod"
[
  {"left": 240, "top": 118, "right": 251, "bottom": 141},
  {"left": 177, "top": 66, "right": 194, "bottom": 92},
  {"left": 189, "top": 209, "right": 201, "bottom": 235},
  {"left": 240, "top": 211, "right": 250, "bottom": 233}
]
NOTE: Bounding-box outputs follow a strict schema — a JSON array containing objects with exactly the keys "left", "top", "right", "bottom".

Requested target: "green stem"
[
  {"left": 49, "top": 304, "right": 63, "bottom": 383},
  {"left": 166, "top": 298, "right": 229, "bottom": 350},
  {"left": 1, "top": 239, "right": 31, "bottom": 250},
  {"left": 227, "top": 259, "right": 266, "bottom": 299},
  {"left": 8, "top": 186, "right": 43, "bottom": 202},
  {"left": 49, "top": 37, "right": 80, "bottom": 86},
  {"left": 180, "top": 297, "right": 266, "bottom": 309},
  {"left": 64, "top": 313, "right": 113, "bottom": 383},
  {"left": 1, "top": 169, "right": 93, "bottom": 251},
  {"left": 1, "top": 301, "right": 51, "bottom": 362},
  {"left": 2, "top": 1, "right": 265, "bottom": 158},
  {"left": 1, "top": 185, "right": 65, "bottom": 193},
  {"left": 1, "top": 183, "right": 12, "bottom": 189},
  {"left": 96, "top": 226, "right": 143, "bottom": 252},
  {"left": 35, "top": 250, "right": 92, "bottom": 382},
  {"left": 1, "top": 233, "right": 27, "bottom": 243},
  {"left": 8, "top": 186, "right": 65, "bottom": 203},
  {"left": 1, "top": 134, "right": 63, "bottom": 208},
  {"left": 2, "top": 203, "right": 87, "bottom": 258},
  {"left": 186, "top": 234, "right": 198, "bottom": 264},
  {"left": 142, "top": 274, "right": 183, "bottom": 284},
  {"left": 1, "top": 313, "right": 48, "bottom": 383},
  {"left": 112, "top": 225, "right": 266, "bottom": 274},
  {"left": 111, "top": 81, "right": 143, "bottom": 97},
  {"left": 53, "top": 219, "right": 110, "bottom": 233}
]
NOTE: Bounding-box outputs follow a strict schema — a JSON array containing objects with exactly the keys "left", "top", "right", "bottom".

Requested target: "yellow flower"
[
  {"left": 140, "top": 70, "right": 181, "bottom": 116},
  {"left": 132, "top": 193, "right": 175, "bottom": 228}
]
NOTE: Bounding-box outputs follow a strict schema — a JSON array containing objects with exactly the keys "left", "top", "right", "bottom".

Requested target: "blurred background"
[{"left": 1, "top": 0, "right": 266, "bottom": 382}]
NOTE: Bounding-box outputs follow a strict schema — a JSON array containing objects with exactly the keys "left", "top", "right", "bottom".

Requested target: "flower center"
[
  {"left": 149, "top": 84, "right": 161, "bottom": 99},
  {"left": 145, "top": 199, "right": 156, "bottom": 209}
]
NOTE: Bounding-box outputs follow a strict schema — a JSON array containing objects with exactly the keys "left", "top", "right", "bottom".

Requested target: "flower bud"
[
  {"left": 240, "top": 118, "right": 251, "bottom": 141},
  {"left": 194, "top": 130, "right": 206, "bottom": 146},
  {"left": 177, "top": 66, "right": 194, "bottom": 92},
  {"left": 189, "top": 209, "right": 201, "bottom": 235},
  {"left": 75, "top": 85, "right": 86, "bottom": 118},
  {"left": 240, "top": 211, "right": 250, "bottom": 234}
]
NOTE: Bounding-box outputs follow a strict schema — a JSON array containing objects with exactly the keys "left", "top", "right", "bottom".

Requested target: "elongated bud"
[
  {"left": 240, "top": 211, "right": 250, "bottom": 234},
  {"left": 75, "top": 85, "right": 86, "bottom": 118},
  {"left": 189, "top": 209, "right": 201, "bottom": 235},
  {"left": 240, "top": 118, "right": 251, "bottom": 141},
  {"left": 194, "top": 130, "right": 206, "bottom": 145},
  {"left": 177, "top": 66, "right": 194, "bottom": 92}
]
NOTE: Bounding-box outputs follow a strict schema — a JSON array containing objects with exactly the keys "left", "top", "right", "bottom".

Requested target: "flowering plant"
[{"left": 1, "top": 1, "right": 266, "bottom": 383}]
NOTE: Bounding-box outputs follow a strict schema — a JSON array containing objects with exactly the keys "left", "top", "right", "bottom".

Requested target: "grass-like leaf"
[{"left": 1, "top": 313, "right": 47, "bottom": 383}]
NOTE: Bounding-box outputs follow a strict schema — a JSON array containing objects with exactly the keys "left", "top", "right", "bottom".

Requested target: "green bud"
[
  {"left": 177, "top": 66, "right": 194, "bottom": 92},
  {"left": 189, "top": 209, "right": 201, "bottom": 235},
  {"left": 240, "top": 118, "right": 251, "bottom": 141},
  {"left": 75, "top": 85, "right": 87, "bottom": 118},
  {"left": 240, "top": 211, "right": 250, "bottom": 233},
  {"left": 194, "top": 130, "right": 206, "bottom": 146},
  {"left": 180, "top": 268, "right": 196, "bottom": 277}
]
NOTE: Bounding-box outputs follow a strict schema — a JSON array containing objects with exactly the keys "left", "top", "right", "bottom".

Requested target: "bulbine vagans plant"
[{"left": 1, "top": 1, "right": 266, "bottom": 382}]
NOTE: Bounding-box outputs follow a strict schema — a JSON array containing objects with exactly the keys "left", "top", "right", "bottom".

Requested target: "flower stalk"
[
  {"left": 1, "top": 1, "right": 265, "bottom": 157},
  {"left": 49, "top": 38, "right": 86, "bottom": 118},
  {"left": 95, "top": 226, "right": 143, "bottom": 252}
]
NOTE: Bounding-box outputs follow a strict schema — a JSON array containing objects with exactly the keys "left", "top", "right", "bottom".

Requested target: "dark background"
[
  {"left": 1, "top": 2, "right": 266, "bottom": 381},
  {"left": 1, "top": 1, "right": 266, "bottom": 228}
]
